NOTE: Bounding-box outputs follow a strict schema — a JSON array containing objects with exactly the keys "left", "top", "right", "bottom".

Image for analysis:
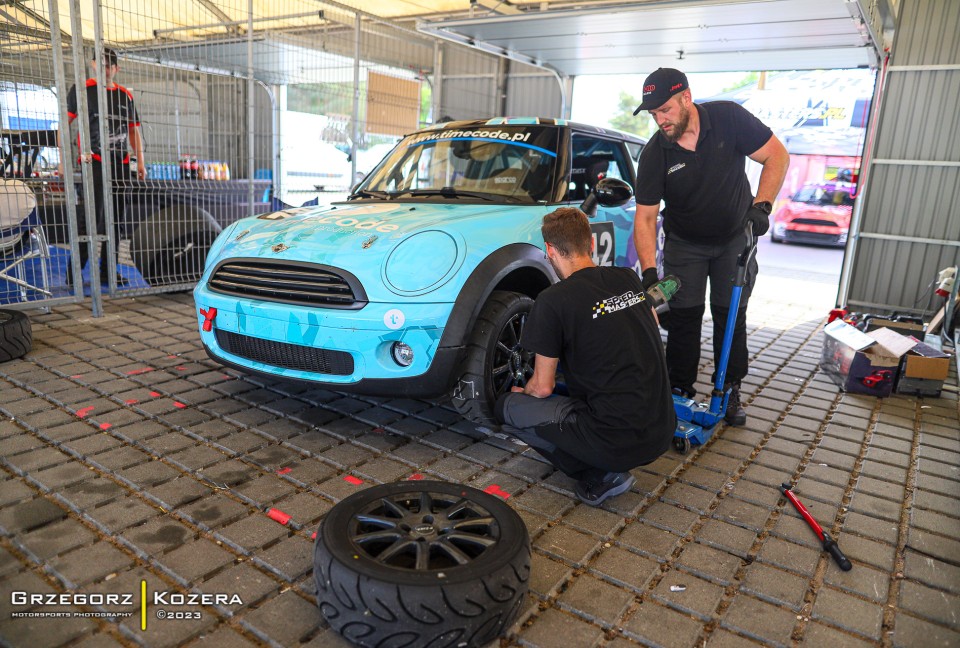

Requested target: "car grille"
[
  {"left": 209, "top": 261, "right": 365, "bottom": 308},
  {"left": 793, "top": 218, "right": 839, "bottom": 227},
  {"left": 786, "top": 231, "right": 843, "bottom": 245},
  {"left": 216, "top": 329, "right": 354, "bottom": 375}
]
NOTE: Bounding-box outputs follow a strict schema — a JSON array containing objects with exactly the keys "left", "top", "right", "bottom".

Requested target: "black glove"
[
  {"left": 745, "top": 202, "right": 771, "bottom": 236},
  {"left": 641, "top": 267, "right": 659, "bottom": 290}
]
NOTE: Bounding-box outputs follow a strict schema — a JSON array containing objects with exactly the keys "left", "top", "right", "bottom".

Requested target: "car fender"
[{"left": 437, "top": 243, "right": 554, "bottom": 353}]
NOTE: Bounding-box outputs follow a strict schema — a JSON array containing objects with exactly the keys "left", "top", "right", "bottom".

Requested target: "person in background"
[
  {"left": 496, "top": 207, "right": 676, "bottom": 507},
  {"left": 59, "top": 47, "right": 145, "bottom": 287},
  {"left": 632, "top": 68, "right": 788, "bottom": 426}
]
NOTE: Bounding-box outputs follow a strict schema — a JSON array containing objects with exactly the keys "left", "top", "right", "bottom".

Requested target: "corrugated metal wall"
[{"left": 842, "top": 0, "right": 960, "bottom": 314}]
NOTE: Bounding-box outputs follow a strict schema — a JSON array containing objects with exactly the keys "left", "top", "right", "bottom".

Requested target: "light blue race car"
[{"left": 194, "top": 117, "right": 654, "bottom": 422}]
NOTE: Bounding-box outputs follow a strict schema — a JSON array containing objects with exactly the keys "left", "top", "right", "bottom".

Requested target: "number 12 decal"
[{"left": 590, "top": 222, "right": 615, "bottom": 266}]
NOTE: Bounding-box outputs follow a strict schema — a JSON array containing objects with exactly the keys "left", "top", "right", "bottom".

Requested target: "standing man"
[
  {"left": 496, "top": 207, "right": 676, "bottom": 507},
  {"left": 632, "top": 68, "right": 788, "bottom": 426},
  {"left": 60, "top": 47, "right": 146, "bottom": 287}
]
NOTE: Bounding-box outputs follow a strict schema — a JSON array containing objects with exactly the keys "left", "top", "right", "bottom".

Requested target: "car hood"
[{"left": 205, "top": 200, "right": 550, "bottom": 299}]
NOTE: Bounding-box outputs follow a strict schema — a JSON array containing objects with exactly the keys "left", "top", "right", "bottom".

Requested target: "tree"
[{"left": 609, "top": 91, "right": 658, "bottom": 139}]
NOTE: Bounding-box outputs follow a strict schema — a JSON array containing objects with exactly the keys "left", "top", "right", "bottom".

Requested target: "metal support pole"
[
  {"left": 836, "top": 60, "right": 886, "bottom": 308},
  {"left": 351, "top": 12, "right": 361, "bottom": 186},
  {"left": 66, "top": 0, "right": 103, "bottom": 316},
  {"left": 247, "top": 0, "right": 255, "bottom": 217},
  {"left": 92, "top": 0, "right": 116, "bottom": 299},
  {"left": 432, "top": 41, "right": 443, "bottom": 123},
  {"left": 47, "top": 0, "right": 83, "bottom": 307}
]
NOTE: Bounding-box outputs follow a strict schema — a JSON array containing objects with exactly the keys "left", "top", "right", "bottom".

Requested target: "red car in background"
[{"left": 770, "top": 181, "right": 855, "bottom": 247}]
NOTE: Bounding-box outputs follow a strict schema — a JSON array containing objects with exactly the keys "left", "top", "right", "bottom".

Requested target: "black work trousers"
[
  {"left": 495, "top": 393, "right": 609, "bottom": 483},
  {"left": 662, "top": 232, "right": 757, "bottom": 395}
]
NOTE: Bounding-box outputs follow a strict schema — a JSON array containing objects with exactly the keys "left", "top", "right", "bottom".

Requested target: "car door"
[{"left": 566, "top": 132, "right": 637, "bottom": 270}]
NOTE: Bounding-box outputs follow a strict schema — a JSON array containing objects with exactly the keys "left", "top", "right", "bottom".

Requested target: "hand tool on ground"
[
  {"left": 779, "top": 482, "right": 852, "bottom": 571},
  {"left": 671, "top": 221, "right": 757, "bottom": 454}
]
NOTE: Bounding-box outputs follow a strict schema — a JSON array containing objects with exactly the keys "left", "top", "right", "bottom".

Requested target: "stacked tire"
[{"left": 0, "top": 309, "right": 31, "bottom": 363}]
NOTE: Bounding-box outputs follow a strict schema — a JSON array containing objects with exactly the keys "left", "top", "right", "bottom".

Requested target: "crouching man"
[{"left": 496, "top": 207, "right": 676, "bottom": 506}]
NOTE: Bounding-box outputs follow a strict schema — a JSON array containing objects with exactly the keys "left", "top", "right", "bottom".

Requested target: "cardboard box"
[
  {"left": 896, "top": 338, "right": 951, "bottom": 397},
  {"left": 863, "top": 315, "right": 925, "bottom": 339},
  {"left": 820, "top": 321, "right": 915, "bottom": 397}
]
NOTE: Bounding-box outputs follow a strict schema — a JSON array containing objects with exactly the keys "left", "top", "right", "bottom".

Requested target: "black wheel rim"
[
  {"left": 347, "top": 490, "right": 500, "bottom": 571},
  {"left": 491, "top": 311, "right": 534, "bottom": 396}
]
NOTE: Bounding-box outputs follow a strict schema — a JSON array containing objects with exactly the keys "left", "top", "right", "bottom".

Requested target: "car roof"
[{"left": 413, "top": 117, "right": 647, "bottom": 146}]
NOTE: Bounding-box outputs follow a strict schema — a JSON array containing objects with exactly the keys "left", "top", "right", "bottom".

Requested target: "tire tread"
[{"left": 0, "top": 309, "right": 32, "bottom": 363}]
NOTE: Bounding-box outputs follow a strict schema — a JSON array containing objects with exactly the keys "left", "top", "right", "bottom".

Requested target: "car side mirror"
[{"left": 580, "top": 177, "right": 633, "bottom": 217}]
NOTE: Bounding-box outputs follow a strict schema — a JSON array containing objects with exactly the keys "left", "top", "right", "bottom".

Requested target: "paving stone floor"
[{"left": 0, "top": 272, "right": 957, "bottom": 648}]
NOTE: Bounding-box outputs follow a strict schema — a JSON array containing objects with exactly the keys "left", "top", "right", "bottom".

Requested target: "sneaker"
[
  {"left": 574, "top": 471, "right": 635, "bottom": 507},
  {"left": 724, "top": 383, "right": 747, "bottom": 426}
]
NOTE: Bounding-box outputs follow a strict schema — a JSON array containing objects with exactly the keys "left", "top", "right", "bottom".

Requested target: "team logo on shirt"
[
  {"left": 592, "top": 291, "right": 646, "bottom": 319},
  {"left": 667, "top": 163, "right": 686, "bottom": 175}
]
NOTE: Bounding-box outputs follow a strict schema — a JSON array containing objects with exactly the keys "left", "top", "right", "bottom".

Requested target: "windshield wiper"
[
  {"left": 396, "top": 188, "right": 510, "bottom": 202},
  {"left": 348, "top": 189, "right": 393, "bottom": 200}
]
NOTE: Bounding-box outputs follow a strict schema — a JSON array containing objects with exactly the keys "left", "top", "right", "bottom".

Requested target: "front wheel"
[{"left": 451, "top": 290, "right": 534, "bottom": 424}]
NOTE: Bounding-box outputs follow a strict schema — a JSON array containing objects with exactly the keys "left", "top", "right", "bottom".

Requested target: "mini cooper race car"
[
  {"left": 194, "top": 118, "right": 649, "bottom": 422},
  {"left": 770, "top": 181, "right": 854, "bottom": 247}
]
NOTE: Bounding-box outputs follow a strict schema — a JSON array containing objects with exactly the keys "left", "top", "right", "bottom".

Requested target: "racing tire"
[
  {"left": 313, "top": 481, "right": 530, "bottom": 648},
  {"left": 130, "top": 206, "right": 222, "bottom": 286},
  {"left": 0, "top": 309, "right": 32, "bottom": 363},
  {"left": 450, "top": 290, "right": 535, "bottom": 424}
]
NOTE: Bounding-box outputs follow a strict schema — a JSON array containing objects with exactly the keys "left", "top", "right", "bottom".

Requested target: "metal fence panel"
[
  {"left": 2, "top": 0, "right": 546, "bottom": 313},
  {"left": 0, "top": 2, "right": 83, "bottom": 311}
]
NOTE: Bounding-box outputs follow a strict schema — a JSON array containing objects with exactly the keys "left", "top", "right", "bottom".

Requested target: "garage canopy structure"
[
  {"left": 418, "top": 0, "right": 887, "bottom": 75},
  {"left": 4, "top": 0, "right": 956, "bottom": 322}
]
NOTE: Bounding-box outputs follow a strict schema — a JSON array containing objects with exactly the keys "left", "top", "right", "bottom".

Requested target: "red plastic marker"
[
  {"left": 483, "top": 484, "right": 511, "bottom": 500},
  {"left": 780, "top": 482, "right": 851, "bottom": 571},
  {"left": 343, "top": 476, "right": 363, "bottom": 485},
  {"left": 266, "top": 508, "right": 292, "bottom": 525}
]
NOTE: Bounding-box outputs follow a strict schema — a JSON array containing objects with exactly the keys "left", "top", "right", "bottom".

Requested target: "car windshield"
[
  {"left": 793, "top": 185, "right": 855, "bottom": 207},
  {"left": 353, "top": 125, "right": 559, "bottom": 203}
]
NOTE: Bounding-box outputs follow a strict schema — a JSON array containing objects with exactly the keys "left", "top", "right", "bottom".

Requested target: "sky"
[{"left": 570, "top": 71, "right": 762, "bottom": 128}]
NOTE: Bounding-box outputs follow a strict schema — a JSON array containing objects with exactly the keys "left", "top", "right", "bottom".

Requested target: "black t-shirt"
[
  {"left": 635, "top": 101, "right": 772, "bottom": 244},
  {"left": 520, "top": 266, "right": 675, "bottom": 467},
  {"left": 67, "top": 79, "right": 140, "bottom": 163}
]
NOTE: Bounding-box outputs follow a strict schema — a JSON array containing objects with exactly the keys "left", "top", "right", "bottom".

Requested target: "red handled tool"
[{"left": 780, "top": 482, "right": 852, "bottom": 571}]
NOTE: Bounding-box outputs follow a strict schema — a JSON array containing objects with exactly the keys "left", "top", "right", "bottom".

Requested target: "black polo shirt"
[
  {"left": 519, "top": 266, "right": 675, "bottom": 469},
  {"left": 636, "top": 101, "right": 772, "bottom": 244}
]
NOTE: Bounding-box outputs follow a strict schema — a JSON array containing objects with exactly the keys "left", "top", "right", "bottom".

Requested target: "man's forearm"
[
  {"left": 633, "top": 208, "right": 659, "bottom": 270},
  {"left": 753, "top": 137, "right": 789, "bottom": 204}
]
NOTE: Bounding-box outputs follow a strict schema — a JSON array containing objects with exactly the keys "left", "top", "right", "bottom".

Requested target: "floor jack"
[{"left": 672, "top": 222, "right": 758, "bottom": 455}]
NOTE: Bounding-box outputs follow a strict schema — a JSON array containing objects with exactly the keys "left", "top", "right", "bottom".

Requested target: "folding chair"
[{"left": 0, "top": 179, "right": 52, "bottom": 303}]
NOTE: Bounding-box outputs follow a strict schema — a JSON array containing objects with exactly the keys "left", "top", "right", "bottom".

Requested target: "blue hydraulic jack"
[{"left": 672, "top": 222, "right": 758, "bottom": 455}]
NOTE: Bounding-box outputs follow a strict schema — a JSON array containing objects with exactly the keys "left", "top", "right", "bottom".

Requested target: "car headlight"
[{"left": 383, "top": 230, "right": 463, "bottom": 295}]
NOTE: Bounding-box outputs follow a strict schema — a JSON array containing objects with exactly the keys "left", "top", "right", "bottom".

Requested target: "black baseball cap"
[{"left": 633, "top": 68, "right": 689, "bottom": 115}]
